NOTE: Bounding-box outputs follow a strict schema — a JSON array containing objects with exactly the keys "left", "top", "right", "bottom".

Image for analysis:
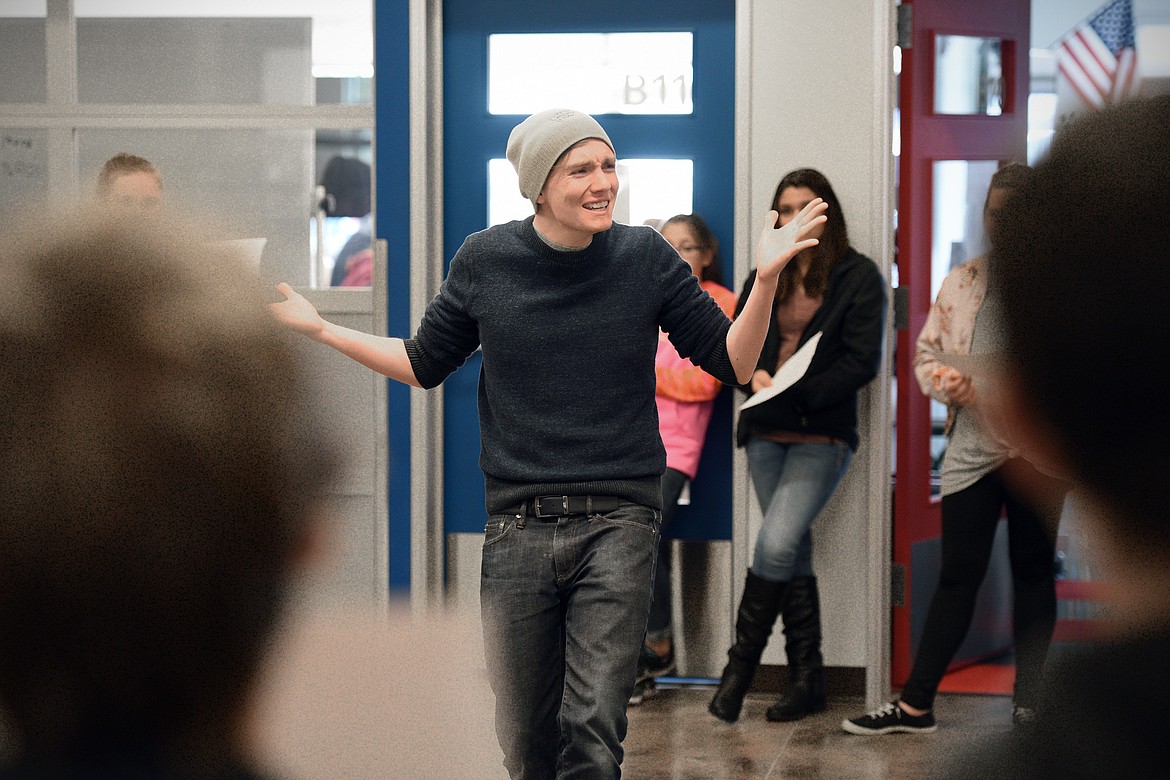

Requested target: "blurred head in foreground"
[
  {"left": 0, "top": 209, "right": 339, "bottom": 772},
  {"left": 990, "top": 95, "right": 1170, "bottom": 588}
]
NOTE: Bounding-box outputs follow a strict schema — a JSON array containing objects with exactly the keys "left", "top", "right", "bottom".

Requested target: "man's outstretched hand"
[
  {"left": 269, "top": 283, "right": 325, "bottom": 338},
  {"left": 755, "top": 199, "right": 828, "bottom": 282}
]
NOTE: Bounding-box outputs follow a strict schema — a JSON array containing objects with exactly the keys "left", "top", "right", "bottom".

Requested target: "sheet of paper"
[
  {"left": 213, "top": 237, "right": 267, "bottom": 270},
  {"left": 934, "top": 351, "right": 997, "bottom": 377},
  {"left": 739, "top": 331, "right": 822, "bottom": 411}
]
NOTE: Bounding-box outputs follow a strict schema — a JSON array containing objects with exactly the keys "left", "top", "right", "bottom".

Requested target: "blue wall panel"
[{"left": 375, "top": 0, "right": 412, "bottom": 594}]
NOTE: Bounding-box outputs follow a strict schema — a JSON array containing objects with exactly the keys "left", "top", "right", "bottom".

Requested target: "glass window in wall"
[
  {"left": 489, "top": 33, "right": 693, "bottom": 116},
  {"left": 80, "top": 128, "right": 313, "bottom": 286},
  {"left": 74, "top": 0, "right": 372, "bottom": 105},
  {"left": 0, "top": 2, "right": 47, "bottom": 103},
  {"left": 312, "top": 129, "right": 374, "bottom": 288},
  {"left": 0, "top": 129, "right": 48, "bottom": 224},
  {"left": 80, "top": 127, "right": 374, "bottom": 290},
  {"left": 76, "top": 17, "right": 313, "bottom": 105},
  {"left": 73, "top": 1, "right": 374, "bottom": 289}
]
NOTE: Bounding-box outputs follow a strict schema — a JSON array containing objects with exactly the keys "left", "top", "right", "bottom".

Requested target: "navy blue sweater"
[{"left": 406, "top": 218, "right": 736, "bottom": 512}]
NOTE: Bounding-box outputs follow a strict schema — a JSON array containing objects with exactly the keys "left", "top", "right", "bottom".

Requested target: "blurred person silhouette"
[
  {"left": 0, "top": 210, "right": 340, "bottom": 778},
  {"left": 338, "top": 246, "right": 373, "bottom": 287},
  {"left": 844, "top": 164, "right": 1067, "bottom": 736},
  {"left": 96, "top": 152, "right": 163, "bottom": 214},
  {"left": 629, "top": 214, "right": 738, "bottom": 705},
  {"left": 319, "top": 155, "right": 372, "bottom": 287},
  {"left": 942, "top": 94, "right": 1170, "bottom": 779},
  {"left": 709, "top": 168, "right": 886, "bottom": 725},
  {"left": 269, "top": 108, "right": 828, "bottom": 779}
]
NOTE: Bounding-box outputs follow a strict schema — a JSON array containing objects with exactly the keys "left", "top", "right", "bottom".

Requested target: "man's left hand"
[{"left": 754, "top": 199, "right": 828, "bottom": 282}]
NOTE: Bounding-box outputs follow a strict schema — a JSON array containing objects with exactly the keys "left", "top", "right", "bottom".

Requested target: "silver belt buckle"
[{"left": 534, "top": 495, "right": 570, "bottom": 518}]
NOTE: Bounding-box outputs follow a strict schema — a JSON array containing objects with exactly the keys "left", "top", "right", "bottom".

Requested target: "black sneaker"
[
  {"left": 842, "top": 701, "right": 937, "bottom": 735},
  {"left": 634, "top": 644, "right": 676, "bottom": 683}
]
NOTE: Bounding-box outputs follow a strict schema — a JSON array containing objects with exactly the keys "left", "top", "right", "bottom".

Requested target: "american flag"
[{"left": 1058, "top": 0, "right": 1138, "bottom": 111}]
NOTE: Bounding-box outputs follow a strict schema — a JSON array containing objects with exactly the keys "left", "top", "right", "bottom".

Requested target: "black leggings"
[{"left": 900, "top": 462, "right": 1060, "bottom": 710}]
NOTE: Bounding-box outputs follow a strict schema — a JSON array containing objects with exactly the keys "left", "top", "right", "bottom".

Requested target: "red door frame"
[{"left": 893, "top": 0, "right": 1030, "bottom": 687}]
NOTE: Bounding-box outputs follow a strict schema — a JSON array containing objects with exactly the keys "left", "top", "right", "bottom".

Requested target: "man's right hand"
[{"left": 270, "top": 283, "right": 325, "bottom": 338}]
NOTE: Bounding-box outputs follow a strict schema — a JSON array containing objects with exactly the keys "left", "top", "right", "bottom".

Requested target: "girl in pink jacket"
[{"left": 632, "top": 214, "right": 737, "bottom": 704}]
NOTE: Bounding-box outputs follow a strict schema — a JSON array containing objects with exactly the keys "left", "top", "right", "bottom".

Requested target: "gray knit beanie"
[{"left": 506, "top": 109, "right": 615, "bottom": 206}]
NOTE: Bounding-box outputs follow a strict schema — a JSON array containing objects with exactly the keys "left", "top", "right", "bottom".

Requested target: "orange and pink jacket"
[{"left": 655, "top": 280, "right": 738, "bottom": 478}]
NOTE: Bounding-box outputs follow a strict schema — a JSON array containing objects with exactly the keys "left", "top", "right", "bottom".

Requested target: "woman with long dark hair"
[{"left": 709, "top": 168, "right": 886, "bottom": 723}]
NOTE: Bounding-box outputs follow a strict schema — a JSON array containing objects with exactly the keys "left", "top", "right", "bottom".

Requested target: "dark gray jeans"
[{"left": 480, "top": 501, "right": 660, "bottom": 779}]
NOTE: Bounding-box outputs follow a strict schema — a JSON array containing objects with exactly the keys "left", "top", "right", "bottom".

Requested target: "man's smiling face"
[{"left": 534, "top": 138, "right": 617, "bottom": 247}]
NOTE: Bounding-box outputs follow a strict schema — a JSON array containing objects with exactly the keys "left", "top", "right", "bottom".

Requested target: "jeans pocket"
[
  {"left": 591, "top": 503, "right": 660, "bottom": 535},
  {"left": 483, "top": 513, "right": 515, "bottom": 547}
]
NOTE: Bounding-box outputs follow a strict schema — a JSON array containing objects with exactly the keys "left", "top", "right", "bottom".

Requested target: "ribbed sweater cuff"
[
  {"left": 707, "top": 339, "right": 738, "bottom": 386},
  {"left": 403, "top": 338, "right": 447, "bottom": 389}
]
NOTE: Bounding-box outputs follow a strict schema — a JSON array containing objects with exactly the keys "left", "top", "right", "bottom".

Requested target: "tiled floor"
[{"left": 623, "top": 685, "right": 1013, "bottom": 779}]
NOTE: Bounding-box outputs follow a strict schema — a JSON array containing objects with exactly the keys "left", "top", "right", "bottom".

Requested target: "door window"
[
  {"left": 488, "top": 32, "right": 692, "bottom": 115},
  {"left": 933, "top": 34, "right": 1004, "bottom": 115}
]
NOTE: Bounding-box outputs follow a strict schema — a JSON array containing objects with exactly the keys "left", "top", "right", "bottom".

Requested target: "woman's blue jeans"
[
  {"left": 746, "top": 437, "right": 852, "bottom": 582},
  {"left": 479, "top": 501, "right": 660, "bottom": 780}
]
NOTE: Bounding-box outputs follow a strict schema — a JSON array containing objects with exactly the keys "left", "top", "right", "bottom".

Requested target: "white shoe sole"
[{"left": 840, "top": 719, "right": 937, "bottom": 735}]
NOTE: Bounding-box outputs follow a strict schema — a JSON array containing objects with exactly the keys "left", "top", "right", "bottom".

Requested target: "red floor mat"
[{"left": 937, "top": 662, "right": 1014, "bottom": 695}]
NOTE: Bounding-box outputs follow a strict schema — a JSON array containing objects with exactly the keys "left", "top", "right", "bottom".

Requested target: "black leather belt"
[{"left": 504, "top": 495, "right": 623, "bottom": 519}]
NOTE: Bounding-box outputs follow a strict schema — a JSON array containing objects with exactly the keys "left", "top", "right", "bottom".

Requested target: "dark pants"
[
  {"left": 901, "top": 462, "right": 1061, "bottom": 711},
  {"left": 480, "top": 502, "right": 660, "bottom": 780},
  {"left": 646, "top": 468, "right": 688, "bottom": 642}
]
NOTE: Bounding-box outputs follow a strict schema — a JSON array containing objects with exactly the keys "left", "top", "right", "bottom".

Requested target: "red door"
[{"left": 893, "top": 0, "right": 1030, "bottom": 686}]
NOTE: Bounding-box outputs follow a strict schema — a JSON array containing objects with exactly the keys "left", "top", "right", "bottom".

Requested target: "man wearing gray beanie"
[
  {"left": 506, "top": 108, "right": 615, "bottom": 207},
  {"left": 271, "top": 108, "right": 827, "bottom": 779}
]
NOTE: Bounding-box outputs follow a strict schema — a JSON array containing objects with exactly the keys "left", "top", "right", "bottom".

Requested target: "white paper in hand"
[
  {"left": 934, "top": 351, "right": 997, "bottom": 378},
  {"left": 213, "top": 237, "right": 267, "bottom": 270},
  {"left": 740, "top": 331, "right": 822, "bottom": 411}
]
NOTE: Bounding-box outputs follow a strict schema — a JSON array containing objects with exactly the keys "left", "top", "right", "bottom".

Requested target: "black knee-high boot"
[
  {"left": 766, "top": 575, "right": 827, "bottom": 722},
  {"left": 708, "top": 571, "right": 787, "bottom": 723}
]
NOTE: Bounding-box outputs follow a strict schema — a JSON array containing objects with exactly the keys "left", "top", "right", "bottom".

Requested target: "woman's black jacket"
[{"left": 734, "top": 247, "right": 886, "bottom": 451}]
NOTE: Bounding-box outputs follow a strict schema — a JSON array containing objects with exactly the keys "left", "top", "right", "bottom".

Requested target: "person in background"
[
  {"left": 629, "top": 213, "right": 738, "bottom": 705},
  {"left": 709, "top": 168, "right": 886, "bottom": 725},
  {"left": 319, "top": 155, "right": 372, "bottom": 288},
  {"left": 843, "top": 164, "right": 1065, "bottom": 736},
  {"left": 96, "top": 152, "right": 163, "bottom": 213},
  {"left": 0, "top": 210, "right": 339, "bottom": 778},
  {"left": 943, "top": 94, "right": 1170, "bottom": 779},
  {"left": 269, "top": 108, "right": 828, "bottom": 779},
  {"left": 338, "top": 246, "right": 373, "bottom": 287}
]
